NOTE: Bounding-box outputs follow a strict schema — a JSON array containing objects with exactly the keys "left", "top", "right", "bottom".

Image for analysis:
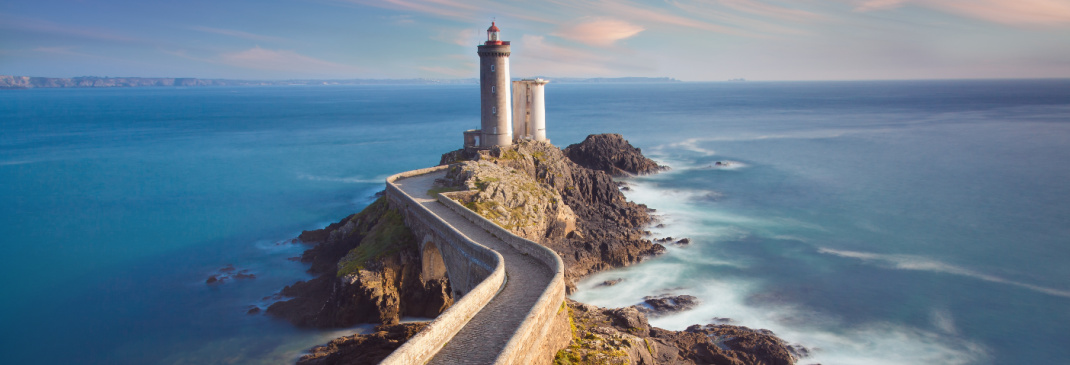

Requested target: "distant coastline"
[{"left": 0, "top": 75, "right": 681, "bottom": 89}]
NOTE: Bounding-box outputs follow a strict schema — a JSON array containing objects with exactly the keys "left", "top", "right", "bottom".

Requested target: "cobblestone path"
[{"left": 394, "top": 170, "right": 554, "bottom": 365}]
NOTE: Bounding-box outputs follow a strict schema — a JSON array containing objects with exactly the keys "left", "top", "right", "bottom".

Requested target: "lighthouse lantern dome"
[{"left": 487, "top": 22, "right": 500, "bottom": 42}]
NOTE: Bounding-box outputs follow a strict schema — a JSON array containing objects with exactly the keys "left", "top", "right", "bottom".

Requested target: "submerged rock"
[
  {"left": 633, "top": 294, "right": 700, "bottom": 317},
  {"left": 600, "top": 278, "right": 625, "bottom": 287}
]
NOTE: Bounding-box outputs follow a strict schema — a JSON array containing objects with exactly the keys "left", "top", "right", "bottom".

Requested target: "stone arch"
[{"left": 420, "top": 234, "right": 448, "bottom": 282}]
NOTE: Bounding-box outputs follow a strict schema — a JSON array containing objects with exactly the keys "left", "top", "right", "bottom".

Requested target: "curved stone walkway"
[{"left": 393, "top": 170, "right": 554, "bottom": 365}]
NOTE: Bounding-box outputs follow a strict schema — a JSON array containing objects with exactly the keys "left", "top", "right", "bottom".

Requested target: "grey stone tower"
[{"left": 477, "top": 22, "right": 512, "bottom": 148}]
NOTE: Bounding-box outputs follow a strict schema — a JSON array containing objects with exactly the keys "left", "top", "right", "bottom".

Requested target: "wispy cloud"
[
  {"left": 550, "top": 0, "right": 746, "bottom": 35},
  {"left": 854, "top": 0, "right": 1070, "bottom": 26},
  {"left": 512, "top": 35, "right": 655, "bottom": 77},
  {"left": 189, "top": 26, "right": 286, "bottom": 43},
  {"left": 552, "top": 17, "right": 644, "bottom": 46},
  {"left": 432, "top": 27, "right": 480, "bottom": 47},
  {"left": 0, "top": 14, "right": 141, "bottom": 42},
  {"left": 219, "top": 47, "right": 364, "bottom": 76},
  {"left": 715, "top": 0, "right": 826, "bottom": 22}
]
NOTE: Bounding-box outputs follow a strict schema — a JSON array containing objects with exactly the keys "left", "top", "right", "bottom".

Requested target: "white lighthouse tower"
[
  {"left": 476, "top": 22, "right": 512, "bottom": 148},
  {"left": 512, "top": 78, "right": 549, "bottom": 143}
]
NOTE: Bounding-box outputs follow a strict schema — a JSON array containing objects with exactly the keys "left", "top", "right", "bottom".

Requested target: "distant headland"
[{"left": 0, "top": 75, "right": 680, "bottom": 90}]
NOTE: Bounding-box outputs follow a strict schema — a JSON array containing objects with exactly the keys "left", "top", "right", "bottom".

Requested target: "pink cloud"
[
  {"left": 552, "top": 17, "right": 644, "bottom": 46},
  {"left": 854, "top": 0, "right": 1070, "bottom": 26},
  {"left": 714, "top": 0, "right": 826, "bottom": 22},
  {"left": 511, "top": 35, "right": 655, "bottom": 77}
]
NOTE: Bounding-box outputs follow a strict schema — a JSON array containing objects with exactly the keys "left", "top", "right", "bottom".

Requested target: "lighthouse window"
[
  {"left": 491, "top": 65, "right": 495, "bottom": 72},
  {"left": 492, "top": 86, "right": 495, "bottom": 93},
  {"left": 492, "top": 107, "right": 497, "bottom": 114}
]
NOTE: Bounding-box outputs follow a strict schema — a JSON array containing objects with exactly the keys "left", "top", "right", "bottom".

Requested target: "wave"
[
  {"left": 587, "top": 171, "right": 992, "bottom": 364},
  {"left": 818, "top": 247, "right": 1070, "bottom": 299},
  {"left": 571, "top": 257, "right": 988, "bottom": 365},
  {"left": 0, "top": 159, "right": 38, "bottom": 166}
]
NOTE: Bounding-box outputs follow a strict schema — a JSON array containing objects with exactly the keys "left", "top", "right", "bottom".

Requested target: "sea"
[{"left": 1, "top": 80, "right": 1068, "bottom": 365}]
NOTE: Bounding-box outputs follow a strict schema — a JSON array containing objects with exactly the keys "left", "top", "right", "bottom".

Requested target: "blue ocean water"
[{"left": 2, "top": 80, "right": 1069, "bottom": 364}]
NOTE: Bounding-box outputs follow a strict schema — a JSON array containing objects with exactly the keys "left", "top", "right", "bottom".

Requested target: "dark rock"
[
  {"left": 297, "top": 322, "right": 428, "bottom": 365},
  {"left": 655, "top": 223, "right": 666, "bottom": 228},
  {"left": 634, "top": 294, "right": 700, "bottom": 317},
  {"left": 711, "top": 317, "right": 735, "bottom": 324},
  {"left": 561, "top": 299, "right": 800, "bottom": 365},
  {"left": 599, "top": 278, "right": 624, "bottom": 287},
  {"left": 676, "top": 238, "right": 691, "bottom": 245},
  {"left": 234, "top": 270, "right": 256, "bottom": 280},
  {"left": 563, "top": 133, "right": 667, "bottom": 176},
  {"left": 205, "top": 275, "right": 222, "bottom": 285},
  {"left": 246, "top": 306, "right": 261, "bottom": 315}
]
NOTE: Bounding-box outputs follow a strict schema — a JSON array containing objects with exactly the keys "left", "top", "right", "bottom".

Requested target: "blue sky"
[{"left": 2, "top": 0, "right": 1068, "bottom": 81}]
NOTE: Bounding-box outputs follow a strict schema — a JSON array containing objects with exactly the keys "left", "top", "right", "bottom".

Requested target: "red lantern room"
[{"left": 486, "top": 22, "right": 502, "bottom": 45}]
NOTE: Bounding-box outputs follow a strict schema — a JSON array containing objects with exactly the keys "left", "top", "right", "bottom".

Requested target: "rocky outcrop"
[
  {"left": 266, "top": 197, "right": 452, "bottom": 327},
  {"left": 563, "top": 134, "right": 667, "bottom": 177},
  {"left": 275, "top": 133, "right": 799, "bottom": 364},
  {"left": 297, "top": 322, "right": 428, "bottom": 365},
  {"left": 633, "top": 294, "right": 700, "bottom": 318},
  {"left": 557, "top": 299, "right": 802, "bottom": 365},
  {"left": 438, "top": 140, "right": 665, "bottom": 293}
]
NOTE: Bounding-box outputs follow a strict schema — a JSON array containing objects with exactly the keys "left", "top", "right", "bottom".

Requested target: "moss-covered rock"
[{"left": 267, "top": 196, "right": 452, "bottom": 327}]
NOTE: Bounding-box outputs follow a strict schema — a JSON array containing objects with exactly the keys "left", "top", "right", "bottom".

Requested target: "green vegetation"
[
  {"left": 464, "top": 200, "right": 502, "bottom": 220},
  {"left": 473, "top": 176, "right": 500, "bottom": 191},
  {"left": 499, "top": 149, "right": 521, "bottom": 161},
  {"left": 336, "top": 207, "right": 416, "bottom": 277},
  {"left": 553, "top": 304, "right": 631, "bottom": 365},
  {"left": 427, "top": 185, "right": 463, "bottom": 196}
]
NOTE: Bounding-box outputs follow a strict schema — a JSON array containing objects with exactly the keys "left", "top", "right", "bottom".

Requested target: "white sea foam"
[
  {"left": 579, "top": 164, "right": 992, "bottom": 364},
  {"left": 818, "top": 247, "right": 1070, "bottom": 299},
  {"left": 573, "top": 257, "right": 988, "bottom": 365},
  {"left": 667, "top": 138, "right": 717, "bottom": 156},
  {"left": 931, "top": 308, "right": 958, "bottom": 335}
]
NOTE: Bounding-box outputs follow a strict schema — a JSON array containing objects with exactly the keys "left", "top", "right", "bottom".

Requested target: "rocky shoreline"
[{"left": 264, "top": 133, "right": 801, "bottom": 364}]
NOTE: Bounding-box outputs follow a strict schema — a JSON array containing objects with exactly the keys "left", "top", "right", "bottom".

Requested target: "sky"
[{"left": 1, "top": 0, "right": 1069, "bottom": 81}]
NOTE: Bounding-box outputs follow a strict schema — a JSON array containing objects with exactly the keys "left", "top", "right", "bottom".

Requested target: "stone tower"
[
  {"left": 477, "top": 22, "right": 513, "bottom": 148},
  {"left": 512, "top": 78, "right": 549, "bottom": 143}
]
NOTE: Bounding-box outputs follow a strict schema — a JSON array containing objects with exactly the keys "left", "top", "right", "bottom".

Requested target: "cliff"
[
  {"left": 266, "top": 197, "right": 451, "bottom": 327},
  {"left": 439, "top": 137, "right": 665, "bottom": 293}
]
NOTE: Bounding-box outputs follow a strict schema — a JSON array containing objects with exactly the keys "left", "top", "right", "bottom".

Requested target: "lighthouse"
[
  {"left": 477, "top": 22, "right": 513, "bottom": 148},
  {"left": 462, "top": 22, "right": 549, "bottom": 151}
]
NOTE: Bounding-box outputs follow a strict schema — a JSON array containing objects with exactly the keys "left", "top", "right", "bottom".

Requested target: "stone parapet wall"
[
  {"left": 380, "top": 166, "right": 506, "bottom": 365},
  {"left": 439, "top": 191, "right": 570, "bottom": 365}
]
